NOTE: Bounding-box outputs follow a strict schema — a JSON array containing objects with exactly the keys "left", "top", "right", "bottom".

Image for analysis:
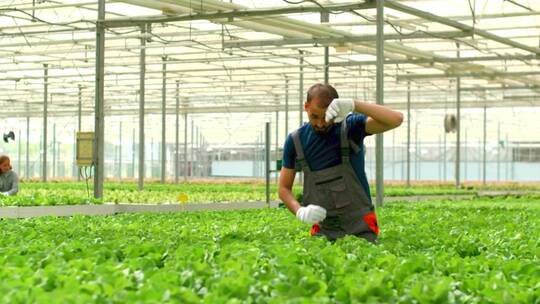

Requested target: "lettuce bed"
[
  {"left": 1, "top": 196, "right": 539, "bottom": 302},
  {"left": 0, "top": 182, "right": 478, "bottom": 207}
]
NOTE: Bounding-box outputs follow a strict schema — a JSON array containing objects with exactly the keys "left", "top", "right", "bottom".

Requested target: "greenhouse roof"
[{"left": 1, "top": 0, "right": 540, "bottom": 118}]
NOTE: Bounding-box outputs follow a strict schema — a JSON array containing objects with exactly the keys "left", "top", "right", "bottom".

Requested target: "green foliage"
[
  {"left": 0, "top": 182, "right": 483, "bottom": 206},
  {"left": 1, "top": 197, "right": 540, "bottom": 303}
]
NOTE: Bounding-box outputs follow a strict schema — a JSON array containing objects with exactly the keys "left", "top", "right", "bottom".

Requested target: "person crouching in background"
[{"left": 0, "top": 155, "right": 19, "bottom": 196}]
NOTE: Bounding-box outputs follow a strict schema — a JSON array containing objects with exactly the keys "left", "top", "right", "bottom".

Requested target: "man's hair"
[{"left": 306, "top": 83, "right": 339, "bottom": 107}]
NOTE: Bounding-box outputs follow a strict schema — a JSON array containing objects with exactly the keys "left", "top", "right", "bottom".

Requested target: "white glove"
[
  {"left": 325, "top": 98, "right": 355, "bottom": 123},
  {"left": 296, "top": 205, "right": 327, "bottom": 224}
]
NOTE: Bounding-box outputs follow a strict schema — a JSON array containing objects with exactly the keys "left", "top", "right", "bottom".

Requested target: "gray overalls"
[{"left": 292, "top": 118, "right": 379, "bottom": 243}]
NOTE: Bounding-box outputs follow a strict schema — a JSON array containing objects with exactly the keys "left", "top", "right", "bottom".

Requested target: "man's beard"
[{"left": 313, "top": 125, "right": 332, "bottom": 136}]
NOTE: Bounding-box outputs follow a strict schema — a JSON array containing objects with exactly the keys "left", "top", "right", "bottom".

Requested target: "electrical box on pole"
[{"left": 76, "top": 132, "right": 95, "bottom": 167}]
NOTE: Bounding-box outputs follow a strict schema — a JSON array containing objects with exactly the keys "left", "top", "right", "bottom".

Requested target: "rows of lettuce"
[
  {"left": 1, "top": 181, "right": 537, "bottom": 206},
  {"left": 1, "top": 196, "right": 539, "bottom": 302}
]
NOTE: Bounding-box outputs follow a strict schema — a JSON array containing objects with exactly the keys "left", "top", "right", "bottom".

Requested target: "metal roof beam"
[
  {"left": 385, "top": 0, "right": 540, "bottom": 56},
  {"left": 104, "top": 2, "right": 374, "bottom": 28},
  {"left": 223, "top": 31, "right": 471, "bottom": 48},
  {"left": 2, "top": 98, "right": 539, "bottom": 119}
]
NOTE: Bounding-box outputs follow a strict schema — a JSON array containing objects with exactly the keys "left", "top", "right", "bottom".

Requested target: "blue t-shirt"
[{"left": 282, "top": 113, "right": 372, "bottom": 201}]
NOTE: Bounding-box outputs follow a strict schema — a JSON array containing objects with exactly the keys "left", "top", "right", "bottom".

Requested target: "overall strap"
[
  {"left": 340, "top": 115, "right": 362, "bottom": 157},
  {"left": 340, "top": 116, "right": 351, "bottom": 163},
  {"left": 350, "top": 141, "right": 361, "bottom": 154},
  {"left": 291, "top": 130, "right": 311, "bottom": 172}
]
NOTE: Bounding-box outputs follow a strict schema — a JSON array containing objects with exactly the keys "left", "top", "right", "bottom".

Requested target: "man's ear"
[{"left": 304, "top": 101, "right": 309, "bottom": 111}]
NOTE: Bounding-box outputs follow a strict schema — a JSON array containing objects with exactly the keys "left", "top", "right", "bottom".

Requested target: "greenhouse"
[{"left": 1, "top": 0, "right": 540, "bottom": 302}]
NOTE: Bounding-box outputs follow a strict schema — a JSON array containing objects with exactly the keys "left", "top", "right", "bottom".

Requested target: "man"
[
  {"left": 278, "top": 84, "right": 403, "bottom": 243},
  {"left": 0, "top": 155, "right": 19, "bottom": 196}
]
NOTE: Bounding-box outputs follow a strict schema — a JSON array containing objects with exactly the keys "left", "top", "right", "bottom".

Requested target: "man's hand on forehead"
[{"left": 325, "top": 98, "right": 355, "bottom": 123}]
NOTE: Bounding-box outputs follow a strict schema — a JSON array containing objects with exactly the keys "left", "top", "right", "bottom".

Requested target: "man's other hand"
[{"left": 296, "top": 205, "right": 327, "bottom": 224}]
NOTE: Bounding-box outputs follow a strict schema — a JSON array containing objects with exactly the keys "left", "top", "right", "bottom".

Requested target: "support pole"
[
  {"left": 191, "top": 120, "right": 194, "bottom": 178},
  {"left": 482, "top": 105, "right": 487, "bottom": 185},
  {"left": 265, "top": 122, "right": 271, "bottom": 207},
  {"left": 184, "top": 105, "right": 188, "bottom": 181},
  {"left": 138, "top": 24, "right": 146, "bottom": 190},
  {"left": 406, "top": 81, "right": 411, "bottom": 187},
  {"left": 77, "top": 85, "right": 82, "bottom": 181},
  {"left": 299, "top": 50, "right": 304, "bottom": 128},
  {"left": 119, "top": 121, "right": 122, "bottom": 179},
  {"left": 505, "top": 133, "right": 509, "bottom": 180},
  {"left": 17, "top": 129, "right": 21, "bottom": 176},
  {"left": 464, "top": 130, "right": 468, "bottom": 182},
  {"left": 443, "top": 124, "right": 447, "bottom": 181},
  {"left": 298, "top": 51, "right": 304, "bottom": 185},
  {"left": 375, "top": 0, "right": 385, "bottom": 207},
  {"left": 321, "top": 11, "right": 330, "bottom": 84},
  {"left": 52, "top": 123, "right": 56, "bottom": 178},
  {"left": 161, "top": 57, "right": 167, "bottom": 183},
  {"left": 42, "top": 64, "right": 48, "bottom": 182},
  {"left": 455, "top": 44, "right": 461, "bottom": 189},
  {"left": 94, "top": 0, "right": 105, "bottom": 198},
  {"left": 275, "top": 110, "right": 279, "bottom": 183},
  {"left": 392, "top": 130, "right": 395, "bottom": 180},
  {"left": 284, "top": 78, "right": 289, "bottom": 138},
  {"left": 131, "top": 128, "right": 135, "bottom": 178},
  {"left": 415, "top": 121, "right": 419, "bottom": 180},
  {"left": 175, "top": 80, "right": 180, "bottom": 183},
  {"left": 438, "top": 135, "right": 442, "bottom": 180},
  {"left": 73, "top": 131, "right": 77, "bottom": 179},
  {"left": 150, "top": 138, "right": 154, "bottom": 178},
  {"left": 26, "top": 117, "right": 30, "bottom": 178},
  {"left": 497, "top": 122, "right": 500, "bottom": 181}
]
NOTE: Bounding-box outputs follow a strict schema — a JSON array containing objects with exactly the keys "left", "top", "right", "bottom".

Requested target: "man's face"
[
  {"left": 0, "top": 160, "right": 10, "bottom": 173},
  {"left": 305, "top": 99, "right": 332, "bottom": 135}
]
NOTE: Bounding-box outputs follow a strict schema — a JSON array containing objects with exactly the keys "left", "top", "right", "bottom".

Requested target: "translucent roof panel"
[{"left": 0, "top": 0, "right": 539, "bottom": 146}]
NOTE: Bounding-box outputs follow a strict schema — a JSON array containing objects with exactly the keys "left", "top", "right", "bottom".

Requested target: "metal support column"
[
  {"left": 17, "top": 129, "right": 21, "bottom": 176},
  {"left": 175, "top": 80, "right": 180, "bottom": 183},
  {"left": 131, "top": 128, "right": 136, "bottom": 178},
  {"left": 42, "top": 64, "right": 48, "bottom": 182},
  {"left": 375, "top": 0, "right": 385, "bottom": 207},
  {"left": 265, "top": 122, "right": 271, "bottom": 207},
  {"left": 482, "top": 105, "right": 487, "bottom": 185},
  {"left": 298, "top": 51, "right": 304, "bottom": 185},
  {"left": 392, "top": 131, "right": 395, "bottom": 180},
  {"left": 321, "top": 12, "right": 330, "bottom": 84},
  {"left": 52, "top": 123, "right": 56, "bottom": 178},
  {"left": 455, "top": 44, "right": 461, "bottom": 189},
  {"left": 184, "top": 108, "right": 188, "bottom": 181},
  {"left": 497, "top": 122, "right": 500, "bottom": 181},
  {"left": 464, "top": 130, "right": 468, "bottom": 181},
  {"left": 118, "top": 121, "right": 122, "bottom": 179},
  {"left": 73, "top": 131, "right": 76, "bottom": 179},
  {"left": 443, "top": 125, "right": 447, "bottom": 181},
  {"left": 284, "top": 78, "right": 289, "bottom": 138},
  {"left": 415, "top": 121, "right": 419, "bottom": 180},
  {"left": 505, "top": 133, "right": 509, "bottom": 180},
  {"left": 26, "top": 117, "right": 30, "bottom": 178},
  {"left": 77, "top": 85, "right": 82, "bottom": 181},
  {"left": 94, "top": 0, "right": 105, "bottom": 198},
  {"left": 39, "top": 134, "right": 43, "bottom": 177},
  {"left": 191, "top": 120, "right": 194, "bottom": 177},
  {"left": 161, "top": 57, "right": 167, "bottom": 183},
  {"left": 138, "top": 24, "right": 146, "bottom": 190},
  {"left": 275, "top": 110, "right": 279, "bottom": 183},
  {"left": 299, "top": 50, "right": 304, "bottom": 128},
  {"left": 438, "top": 135, "right": 442, "bottom": 180},
  {"left": 150, "top": 138, "right": 154, "bottom": 178},
  {"left": 406, "top": 81, "right": 411, "bottom": 187}
]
